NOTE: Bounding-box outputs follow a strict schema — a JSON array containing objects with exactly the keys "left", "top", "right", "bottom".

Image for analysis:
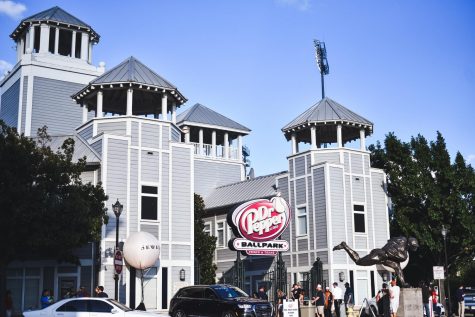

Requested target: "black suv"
[{"left": 169, "top": 284, "right": 272, "bottom": 317}]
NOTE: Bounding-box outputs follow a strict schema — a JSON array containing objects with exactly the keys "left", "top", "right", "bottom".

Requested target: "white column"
[
  {"left": 360, "top": 128, "right": 366, "bottom": 151},
  {"left": 311, "top": 126, "right": 317, "bottom": 149},
  {"left": 126, "top": 88, "right": 133, "bottom": 116},
  {"left": 16, "top": 39, "right": 22, "bottom": 60},
  {"left": 184, "top": 126, "right": 190, "bottom": 143},
  {"left": 161, "top": 92, "right": 168, "bottom": 120},
  {"left": 171, "top": 102, "right": 177, "bottom": 124},
  {"left": 237, "top": 135, "right": 243, "bottom": 161},
  {"left": 211, "top": 130, "right": 216, "bottom": 157},
  {"left": 54, "top": 27, "right": 59, "bottom": 54},
  {"left": 71, "top": 31, "right": 76, "bottom": 58},
  {"left": 291, "top": 133, "right": 297, "bottom": 154},
  {"left": 28, "top": 26, "right": 35, "bottom": 52},
  {"left": 82, "top": 103, "right": 88, "bottom": 123},
  {"left": 337, "top": 124, "right": 343, "bottom": 148},
  {"left": 199, "top": 128, "right": 204, "bottom": 155},
  {"left": 80, "top": 32, "right": 88, "bottom": 60},
  {"left": 224, "top": 132, "right": 229, "bottom": 159},
  {"left": 88, "top": 42, "right": 92, "bottom": 63},
  {"left": 39, "top": 24, "right": 49, "bottom": 53},
  {"left": 96, "top": 91, "right": 103, "bottom": 118}
]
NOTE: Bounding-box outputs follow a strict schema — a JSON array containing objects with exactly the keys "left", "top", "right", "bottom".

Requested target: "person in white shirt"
[
  {"left": 332, "top": 282, "right": 343, "bottom": 317},
  {"left": 390, "top": 279, "right": 400, "bottom": 317}
]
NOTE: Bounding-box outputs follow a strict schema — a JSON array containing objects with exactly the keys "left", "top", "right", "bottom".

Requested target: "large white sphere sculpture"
[{"left": 123, "top": 232, "right": 160, "bottom": 270}]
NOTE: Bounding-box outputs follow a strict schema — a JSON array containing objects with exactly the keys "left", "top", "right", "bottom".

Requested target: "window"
[
  {"left": 216, "top": 222, "right": 225, "bottom": 247},
  {"left": 58, "top": 29, "right": 72, "bottom": 56},
  {"left": 204, "top": 223, "right": 211, "bottom": 235},
  {"left": 48, "top": 27, "right": 55, "bottom": 53},
  {"left": 296, "top": 207, "right": 308, "bottom": 236},
  {"left": 141, "top": 186, "right": 158, "bottom": 220},
  {"left": 353, "top": 204, "right": 365, "bottom": 233},
  {"left": 89, "top": 300, "right": 113, "bottom": 313},
  {"left": 57, "top": 300, "right": 88, "bottom": 312},
  {"left": 75, "top": 32, "right": 82, "bottom": 58},
  {"left": 33, "top": 26, "right": 40, "bottom": 53}
]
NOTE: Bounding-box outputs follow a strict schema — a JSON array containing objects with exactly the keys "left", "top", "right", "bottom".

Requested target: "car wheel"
[
  {"left": 174, "top": 310, "right": 187, "bottom": 317},
  {"left": 222, "top": 311, "right": 235, "bottom": 317}
]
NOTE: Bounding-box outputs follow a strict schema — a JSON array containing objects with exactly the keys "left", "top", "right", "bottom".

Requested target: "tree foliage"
[
  {"left": 369, "top": 131, "right": 475, "bottom": 284},
  {"left": 194, "top": 193, "right": 217, "bottom": 284},
  {"left": 0, "top": 122, "right": 108, "bottom": 314}
]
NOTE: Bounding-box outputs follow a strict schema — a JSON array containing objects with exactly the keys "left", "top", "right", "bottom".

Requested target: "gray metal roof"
[
  {"left": 282, "top": 97, "right": 373, "bottom": 132},
  {"left": 10, "top": 6, "right": 99, "bottom": 42},
  {"left": 47, "top": 135, "right": 101, "bottom": 165},
  {"left": 91, "top": 56, "right": 176, "bottom": 88},
  {"left": 177, "top": 103, "right": 251, "bottom": 133},
  {"left": 204, "top": 171, "right": 287, "bottom": 210}
]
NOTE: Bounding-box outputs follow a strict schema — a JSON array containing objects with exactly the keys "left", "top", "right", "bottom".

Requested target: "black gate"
[
  {"left": 262, "top": 253, "right": 287, "bottom": 303},
  {"left": 301, "top": 257, "right": 326, "bottom": 299}
]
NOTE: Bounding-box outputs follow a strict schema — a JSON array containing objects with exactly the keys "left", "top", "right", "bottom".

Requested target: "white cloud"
[
  {"left": 0, "top": 0, "right": 26, "bottom": 19},
  {"left": 275, "top": 0, "right": 310, "bottom": 11},
  {"left": 0, "top": 60, "right": 13, "bottom": 80},
  {"left": 467, "top": 154, "right": 475, "bottom": 165}
]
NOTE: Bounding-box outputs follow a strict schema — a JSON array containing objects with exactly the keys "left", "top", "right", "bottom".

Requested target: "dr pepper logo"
[{"left": 230, "top": 196, "right": 291, "bottom": 242}]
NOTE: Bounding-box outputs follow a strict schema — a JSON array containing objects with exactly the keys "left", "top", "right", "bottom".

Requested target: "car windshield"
[
  {"left": 108, "top": 299, "right": 132, "bottom": 311},
  {"left": 213, "top": 286, "right": 249, "bottom": 299}
]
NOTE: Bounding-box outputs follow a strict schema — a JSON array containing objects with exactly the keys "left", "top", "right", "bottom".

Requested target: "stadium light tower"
[{"left": 314, "top": 40, "right": 330, "bottom": 99}]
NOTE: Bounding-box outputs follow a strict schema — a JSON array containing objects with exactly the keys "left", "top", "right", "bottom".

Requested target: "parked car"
[
  {"left": 169, "top": 284, "right": 272, "bottom": 317},
  {"left": 23, "top": 297, "right": 159, "bottom": 317},
  {"left": 465, "top": 288, "right": 475, "bottom": 314}
]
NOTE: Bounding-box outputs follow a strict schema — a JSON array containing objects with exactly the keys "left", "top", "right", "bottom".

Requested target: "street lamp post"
[
  {"left": 441, "top": 225, "right": 451, "bottom": 317},
  {"left": 112, "top": 199, "right": 124, "bottom": 301}
]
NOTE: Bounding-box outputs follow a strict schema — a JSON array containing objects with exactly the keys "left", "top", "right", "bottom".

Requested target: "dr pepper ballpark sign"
[{"left": 227, "top": 196, "right": 291, "bottom": 256}]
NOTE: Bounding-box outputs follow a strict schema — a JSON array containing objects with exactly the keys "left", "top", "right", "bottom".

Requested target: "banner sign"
[{"left": 227, "top": 196, "right": 291, "bottom": 256}]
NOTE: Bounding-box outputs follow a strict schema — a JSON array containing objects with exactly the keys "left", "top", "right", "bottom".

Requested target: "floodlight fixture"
[{"left": 313, "top": 40, "right": 330, "bottom": 99}]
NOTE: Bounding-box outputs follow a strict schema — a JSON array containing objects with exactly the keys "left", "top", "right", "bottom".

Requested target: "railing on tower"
[{"left": 191, "top": 142, "right": 240, "bottom": 161}]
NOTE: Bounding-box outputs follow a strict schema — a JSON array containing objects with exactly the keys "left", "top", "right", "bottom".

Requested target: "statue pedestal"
[{"left": 397, "top": 288, "right": 423, "bottom": 317}]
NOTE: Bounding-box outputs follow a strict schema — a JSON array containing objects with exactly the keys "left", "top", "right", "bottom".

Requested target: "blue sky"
[{"left": 1, "top": 0, "right": 474, "bottom": 176}]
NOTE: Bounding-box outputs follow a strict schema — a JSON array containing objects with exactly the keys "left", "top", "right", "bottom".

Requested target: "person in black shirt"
[
  {"left": 421, "top": 282, "right": 431, "bottom": 317},
  {"left": 95, "top": 286, "right": 108, "bottom": 298},
  {"left": 312, "top": 284, "right": 325, "bottom": 317},
  {"left": 257, "top": 286, "right": 268, "bottom": 301},
  {"left": 344, "top": 282, "right": 354, "bottom": 313}
]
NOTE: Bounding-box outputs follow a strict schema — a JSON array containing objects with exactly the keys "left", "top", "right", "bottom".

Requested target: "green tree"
[
  {"left": 194, "top": 193, "right": 217, "bottom": 284},
  {"left": 369, "top": 131, "right": 475, "bottom": 285},
  {"left": 0, "top": 122, "right": 108, "bottom": 314}
]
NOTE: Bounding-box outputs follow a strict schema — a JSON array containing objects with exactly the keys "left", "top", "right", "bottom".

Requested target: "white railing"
[{"left": 191, "top": 142, "right": 240, "bottom": 161}]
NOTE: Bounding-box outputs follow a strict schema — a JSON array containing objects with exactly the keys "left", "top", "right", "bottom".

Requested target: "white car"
[{"left": 23, "top": 298, "right": 163, "bottom": 317}]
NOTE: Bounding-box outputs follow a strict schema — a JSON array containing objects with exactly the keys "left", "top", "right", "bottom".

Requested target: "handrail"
[{"left": 360, "top": 298, "right": 377, "bottom": 317}]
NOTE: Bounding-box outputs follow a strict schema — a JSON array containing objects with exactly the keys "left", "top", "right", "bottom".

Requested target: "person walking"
[
  {"left": 95, "top": 286, "right": 109, "bottom": 298},
  {"left": 456, "top": 284, "right": 465, "bottom": 317},
  {"left": 389, "top": 279, "right": 400, "bottom": 317},
  {"left": 421, "top": 282, "right": 431, "bottom": 317},
  {"left": 276, "top": 289, "right": 287, "bottom": 317},
  {"left": 324, "top": 286, "right": 334, "bottom": 317},
  {"left": 332, "top": 282, "right": 343, "bottom": 317},
  {"left": 344, "top": 282, "right": 354, "bottom": 315},
  {"left": 312, "top": 284, "right": 325, "bottom": 317}
]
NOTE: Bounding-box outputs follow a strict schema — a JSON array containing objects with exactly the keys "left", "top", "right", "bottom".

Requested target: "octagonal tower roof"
[
  {"left": 10, "top": 6, "right": 100, "bottom": 43},
  {"left": 282, "top": 97, "right": 373, "bottom": 144}
]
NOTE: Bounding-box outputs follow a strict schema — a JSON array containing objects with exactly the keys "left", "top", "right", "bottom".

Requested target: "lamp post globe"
[{"left": 113, "top": 199, "right": 124, "bottom": 301}]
